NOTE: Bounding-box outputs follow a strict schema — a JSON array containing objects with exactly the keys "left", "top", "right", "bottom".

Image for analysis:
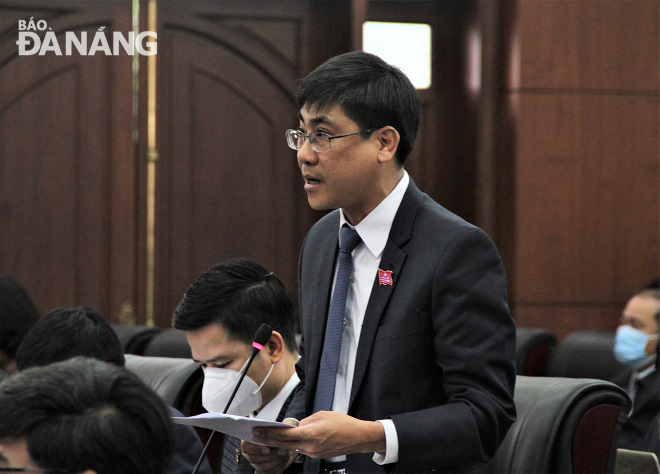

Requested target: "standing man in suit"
[
  {"left": 612, "top": 286, "right": 659, "bottom": 453},
  {"left": 244, "top": 51, "right": 516, "bottom": 473},
  {"left": 172, "top": 257, "right": 302, "bottom": 473}
]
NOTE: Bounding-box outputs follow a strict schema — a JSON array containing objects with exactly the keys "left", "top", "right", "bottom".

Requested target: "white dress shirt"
[
  {"left": 252, "top": 371, "right": 300, "bottom": 421},
  {"left": 329, "top": 171, "right": 409, "bottom": 464}
]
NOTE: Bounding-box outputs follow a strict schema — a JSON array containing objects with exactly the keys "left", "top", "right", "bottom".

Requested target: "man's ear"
[
  {"left": 376, "top": 127, "right": 400, "bottom": 164},
  {"left": 265, "top": 330, "right": 285, "bottom": 363}
]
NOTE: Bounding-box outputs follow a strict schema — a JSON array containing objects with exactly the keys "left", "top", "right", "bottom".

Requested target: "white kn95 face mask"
[{"left": 201, "top": 357, "right": 274, "bottom": 415}]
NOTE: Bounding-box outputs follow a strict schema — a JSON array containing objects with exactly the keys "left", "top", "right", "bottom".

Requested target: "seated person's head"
[
  {"left": 615, "top": 287, "right": 659, "bottom": 370},
  {"left": 15, "top": 306, "right": 124, "bottom": 371},
  {"left": 172, "top": 257, "right": 297, "bottom": 414},
  {"left": 295, "top": 50, "right": 421, "bottom": 167},
  {"left": 0, "top": 274, "right": 40, "bottom": 375},
  {"left": 0, "top": 356, "right": 174, "bottom": 473}
]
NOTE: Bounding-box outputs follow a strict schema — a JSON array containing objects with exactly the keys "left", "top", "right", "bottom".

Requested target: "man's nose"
[{"left": 297, "top": 137, "right": 318, "bottom": 167}]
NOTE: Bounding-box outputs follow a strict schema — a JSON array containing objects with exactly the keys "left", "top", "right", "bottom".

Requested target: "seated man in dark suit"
[
  {"left": 612, "top": 286, "right": 659, "bottom": 453},
  {"left": 15, "top": 305, "right": 212, "bottom": 474},
  {"left": 0, "top": 356, "right": 174, "bottom": 473},
  {"left": 172, "top": 257, "right": 302, "bottom": 473}
]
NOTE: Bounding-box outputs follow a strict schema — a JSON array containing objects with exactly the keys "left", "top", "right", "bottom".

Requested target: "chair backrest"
[
  {"left": 515, "top": 327, "right": 557, "bottom": 376},
  {"left": 615, "top": 449, "right": 660, "bottom": 474},
  {"left": 497, "top": 376, "right": 631, "bottom": 474},
  {"left": 111, "top": 324, "right": 162, "bottom": 355},
  {"left": 546, "top": 330, "right": 627, "bottom": 380},
  {"left": 124, "top": 354, "right": 203, "bottom": 416},
  {"left": 143, "top": 328, "right": 193, "bottom": 358}
]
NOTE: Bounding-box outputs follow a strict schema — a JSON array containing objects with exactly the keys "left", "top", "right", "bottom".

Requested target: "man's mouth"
[{"left": 303, "top": 175, "right": 322, "bottom": 193}]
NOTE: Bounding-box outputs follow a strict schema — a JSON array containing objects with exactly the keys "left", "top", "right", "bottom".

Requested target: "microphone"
[{"left": 191, "top": 323, "right": 273, "bottom": 474}]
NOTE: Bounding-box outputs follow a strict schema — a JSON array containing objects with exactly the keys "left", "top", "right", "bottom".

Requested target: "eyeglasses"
[{"left": 285, "top": 129, "right": 373, "bottom": 153}]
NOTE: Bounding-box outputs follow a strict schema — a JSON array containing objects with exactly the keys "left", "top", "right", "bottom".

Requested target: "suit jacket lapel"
[
  {"left": 349, "top": 180, "right": 425, "bottom": 408},
  {"left": 305, "top": 216, "right": 340, "bottom": 410}
]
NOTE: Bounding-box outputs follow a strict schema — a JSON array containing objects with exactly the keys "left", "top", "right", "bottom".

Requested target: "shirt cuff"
[{"left": 372, "top": 419, "right": 399, "bottom": 465}]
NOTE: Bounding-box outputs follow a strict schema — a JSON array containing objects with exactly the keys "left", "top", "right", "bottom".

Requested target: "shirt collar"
[
  {"left": 252, "top": 371, "right": 300, "bottom": 421},
  {"left": 339, "top": 171, "right": 409, "bottom": 259},
  {"left": 636, "top": 363, "right": 656, "bottom": 381}
]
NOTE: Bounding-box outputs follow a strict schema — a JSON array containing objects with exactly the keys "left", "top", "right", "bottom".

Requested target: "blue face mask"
[{"left": 614, "top": 325, "right": 658, "bottom": 369}]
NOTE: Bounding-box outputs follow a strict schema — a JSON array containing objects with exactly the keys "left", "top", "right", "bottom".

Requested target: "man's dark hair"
[
  {"left": 0, "top": 274, "right": 39, "bottom": 360},
  {"left": 296, "top": 51, "right": 421, "bottom": 165},
  {"left": 16, "top": 306, "right": 125, "bottom": 371},
  {"left": 0, "top": 356, "right": 174, "bottom": 473},
  {"left": 172, "top": 258, "right": 297, "bottom": 352}
]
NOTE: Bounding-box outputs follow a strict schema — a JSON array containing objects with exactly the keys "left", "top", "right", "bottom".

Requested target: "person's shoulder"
[
  {"left": 306, "top": 210, "right": 340, "bottom": 239},
  {"left": 413, "top": 192, "right": 488, "bottom": 243}
]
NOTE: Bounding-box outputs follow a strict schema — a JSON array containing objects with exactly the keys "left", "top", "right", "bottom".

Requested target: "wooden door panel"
[
  {"left": 155, "top": 3, "right": 305, "bottom": 323},
  {"left": 0, "top": 2, "right": 135, "bottom": 320}
]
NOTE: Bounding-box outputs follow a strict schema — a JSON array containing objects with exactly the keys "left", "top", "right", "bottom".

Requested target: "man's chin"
[{"left": 306, "top": 197, "right": 334, "bottom": 212}]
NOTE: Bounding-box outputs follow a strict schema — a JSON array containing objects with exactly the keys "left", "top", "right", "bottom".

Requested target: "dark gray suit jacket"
[
  {"left": 288, "top": 179, "right": 517, "bottom": 473},
  {"left": 613, "top": 368, "right": 660, "bottom": 453}
]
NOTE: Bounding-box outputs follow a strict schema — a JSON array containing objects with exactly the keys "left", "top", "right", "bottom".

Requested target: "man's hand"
[
  {"left": 241, "top": 418, "right": 299, "bottom": 474},
  {"left": 252, "top": 411, "right": 386, "bottom": 459}
]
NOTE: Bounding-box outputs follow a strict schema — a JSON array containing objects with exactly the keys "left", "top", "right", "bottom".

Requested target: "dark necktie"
[
  {"left": 221, "top": 434, "right": 241, "bottom": 473},
  {"left": 313, "top": 225, "right": 362, "bottom": 413}
]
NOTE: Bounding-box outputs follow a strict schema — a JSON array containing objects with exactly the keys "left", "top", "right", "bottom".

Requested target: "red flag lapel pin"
[{"left": 378, "top": 269, "right": 393, "bottom": 286}]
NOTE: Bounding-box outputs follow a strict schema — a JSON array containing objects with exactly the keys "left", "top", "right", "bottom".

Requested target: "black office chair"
[
  {"left": 497, "top": 376, "right": 630, "bottom": 473},
  {"left": 515, "top": 327, "right": 557, "bottom": 376},
  {"left": 124, "top": 354, "right": 203, "bottom": 416},
  {"left": 111, "top": 324, "right": 162, "bottom": 355},
  {"left": 546, "top": 330, "right": 627, "bottom": 381},
  {"left": 143, "top": 328, "right": 193, "bottom": 359}
]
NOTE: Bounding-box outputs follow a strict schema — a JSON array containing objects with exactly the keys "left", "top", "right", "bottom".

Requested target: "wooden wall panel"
[
  {"left": 497, "top": 0, "right": 659, "bottom": 339},
  {"left": 0, "top": 2, "right": 135, "bottom": 320},
  {"left": 511, "top": 0, "right": 658, "bottom": 91},
  {"left": 515, "top": 305, "right": 621, "bottom": 338},
  {"left": 513, "top": 94, "right": 658, "bottom": 300}
]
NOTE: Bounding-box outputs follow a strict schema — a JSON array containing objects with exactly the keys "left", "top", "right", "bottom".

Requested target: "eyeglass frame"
[{"left": 285, "top": 128, "right": 375, "bottom": 153}]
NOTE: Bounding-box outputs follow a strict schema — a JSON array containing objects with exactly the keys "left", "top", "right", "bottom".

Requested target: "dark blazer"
[
  {"left": 288, "top": 180, "right": 517, "bottom": 473},
  {"left": 168, "top": 406, "right": 213, "bottom": 474},
  {"left": 613, "top": 368, "right": 660, "bottom": 453}
]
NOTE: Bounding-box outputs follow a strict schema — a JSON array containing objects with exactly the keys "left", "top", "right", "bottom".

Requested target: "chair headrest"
[
  {"left": 125, "top": 354, "right": 203, "bottom": 415},
  {"left": 497, "top": 376, "right": 630, "bottom": 473}
]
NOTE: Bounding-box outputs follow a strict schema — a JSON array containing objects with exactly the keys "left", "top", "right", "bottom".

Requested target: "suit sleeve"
[
  {"left": 284, "top": 234, "right": 309, "bottom": 423},
  {"left": 390, "top": 228, "right": 517, "bottom": 471}
]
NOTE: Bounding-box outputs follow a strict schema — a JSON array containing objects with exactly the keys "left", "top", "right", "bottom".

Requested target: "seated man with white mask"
[
  {"left": 172, "top": 257, "right": 302, "bottom": 474},
  {"left": 612, "top": 285, "right": 660, "bottom": 453}
]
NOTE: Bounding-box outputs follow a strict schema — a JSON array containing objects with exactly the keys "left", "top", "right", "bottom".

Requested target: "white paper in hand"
[{"left": 172, "top": 413, "right": 293, "bottom": 445}]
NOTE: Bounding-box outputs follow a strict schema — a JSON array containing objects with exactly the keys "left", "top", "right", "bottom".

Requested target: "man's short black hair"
[
  {"left": 15, "top": 306, "right": 125, "bottom": 371},
  {"left": 296, "top": 51, "right": 421, "bottom": 165},
  {"left": 0, "top": 357, "right": 174, "bottom": 473},
  {"left": 0, "top": 274, "right": 39, "bottom": 360},
  {"left": 172, "top": 258, "right": 297, "bottom": 352}
]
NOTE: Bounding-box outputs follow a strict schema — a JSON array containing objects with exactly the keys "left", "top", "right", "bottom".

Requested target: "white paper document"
[{"left": 172, "top": 413, "right": 293, "bottom": 445}]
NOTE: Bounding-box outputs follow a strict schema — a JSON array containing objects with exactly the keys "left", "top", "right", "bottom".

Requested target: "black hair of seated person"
[
  {"left": 296, "top": 50, "right": 421, "bottom": 166},
  {"left": 15, "top": 306, "right": 124, "bottom": 371},
  {"left": 0, "top": 356, "right": 175, "bottom": 474},
  {"left": 0, "top": 274, "right": 39, "bottom": 361},
  {"left": 172, "top": 257, "right": 297, "bottom": 352}
]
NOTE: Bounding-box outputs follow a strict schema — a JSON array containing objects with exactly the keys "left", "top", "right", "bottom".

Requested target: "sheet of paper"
[{"left": 172, "top": 413, "right": 293, "bottom": 445}]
